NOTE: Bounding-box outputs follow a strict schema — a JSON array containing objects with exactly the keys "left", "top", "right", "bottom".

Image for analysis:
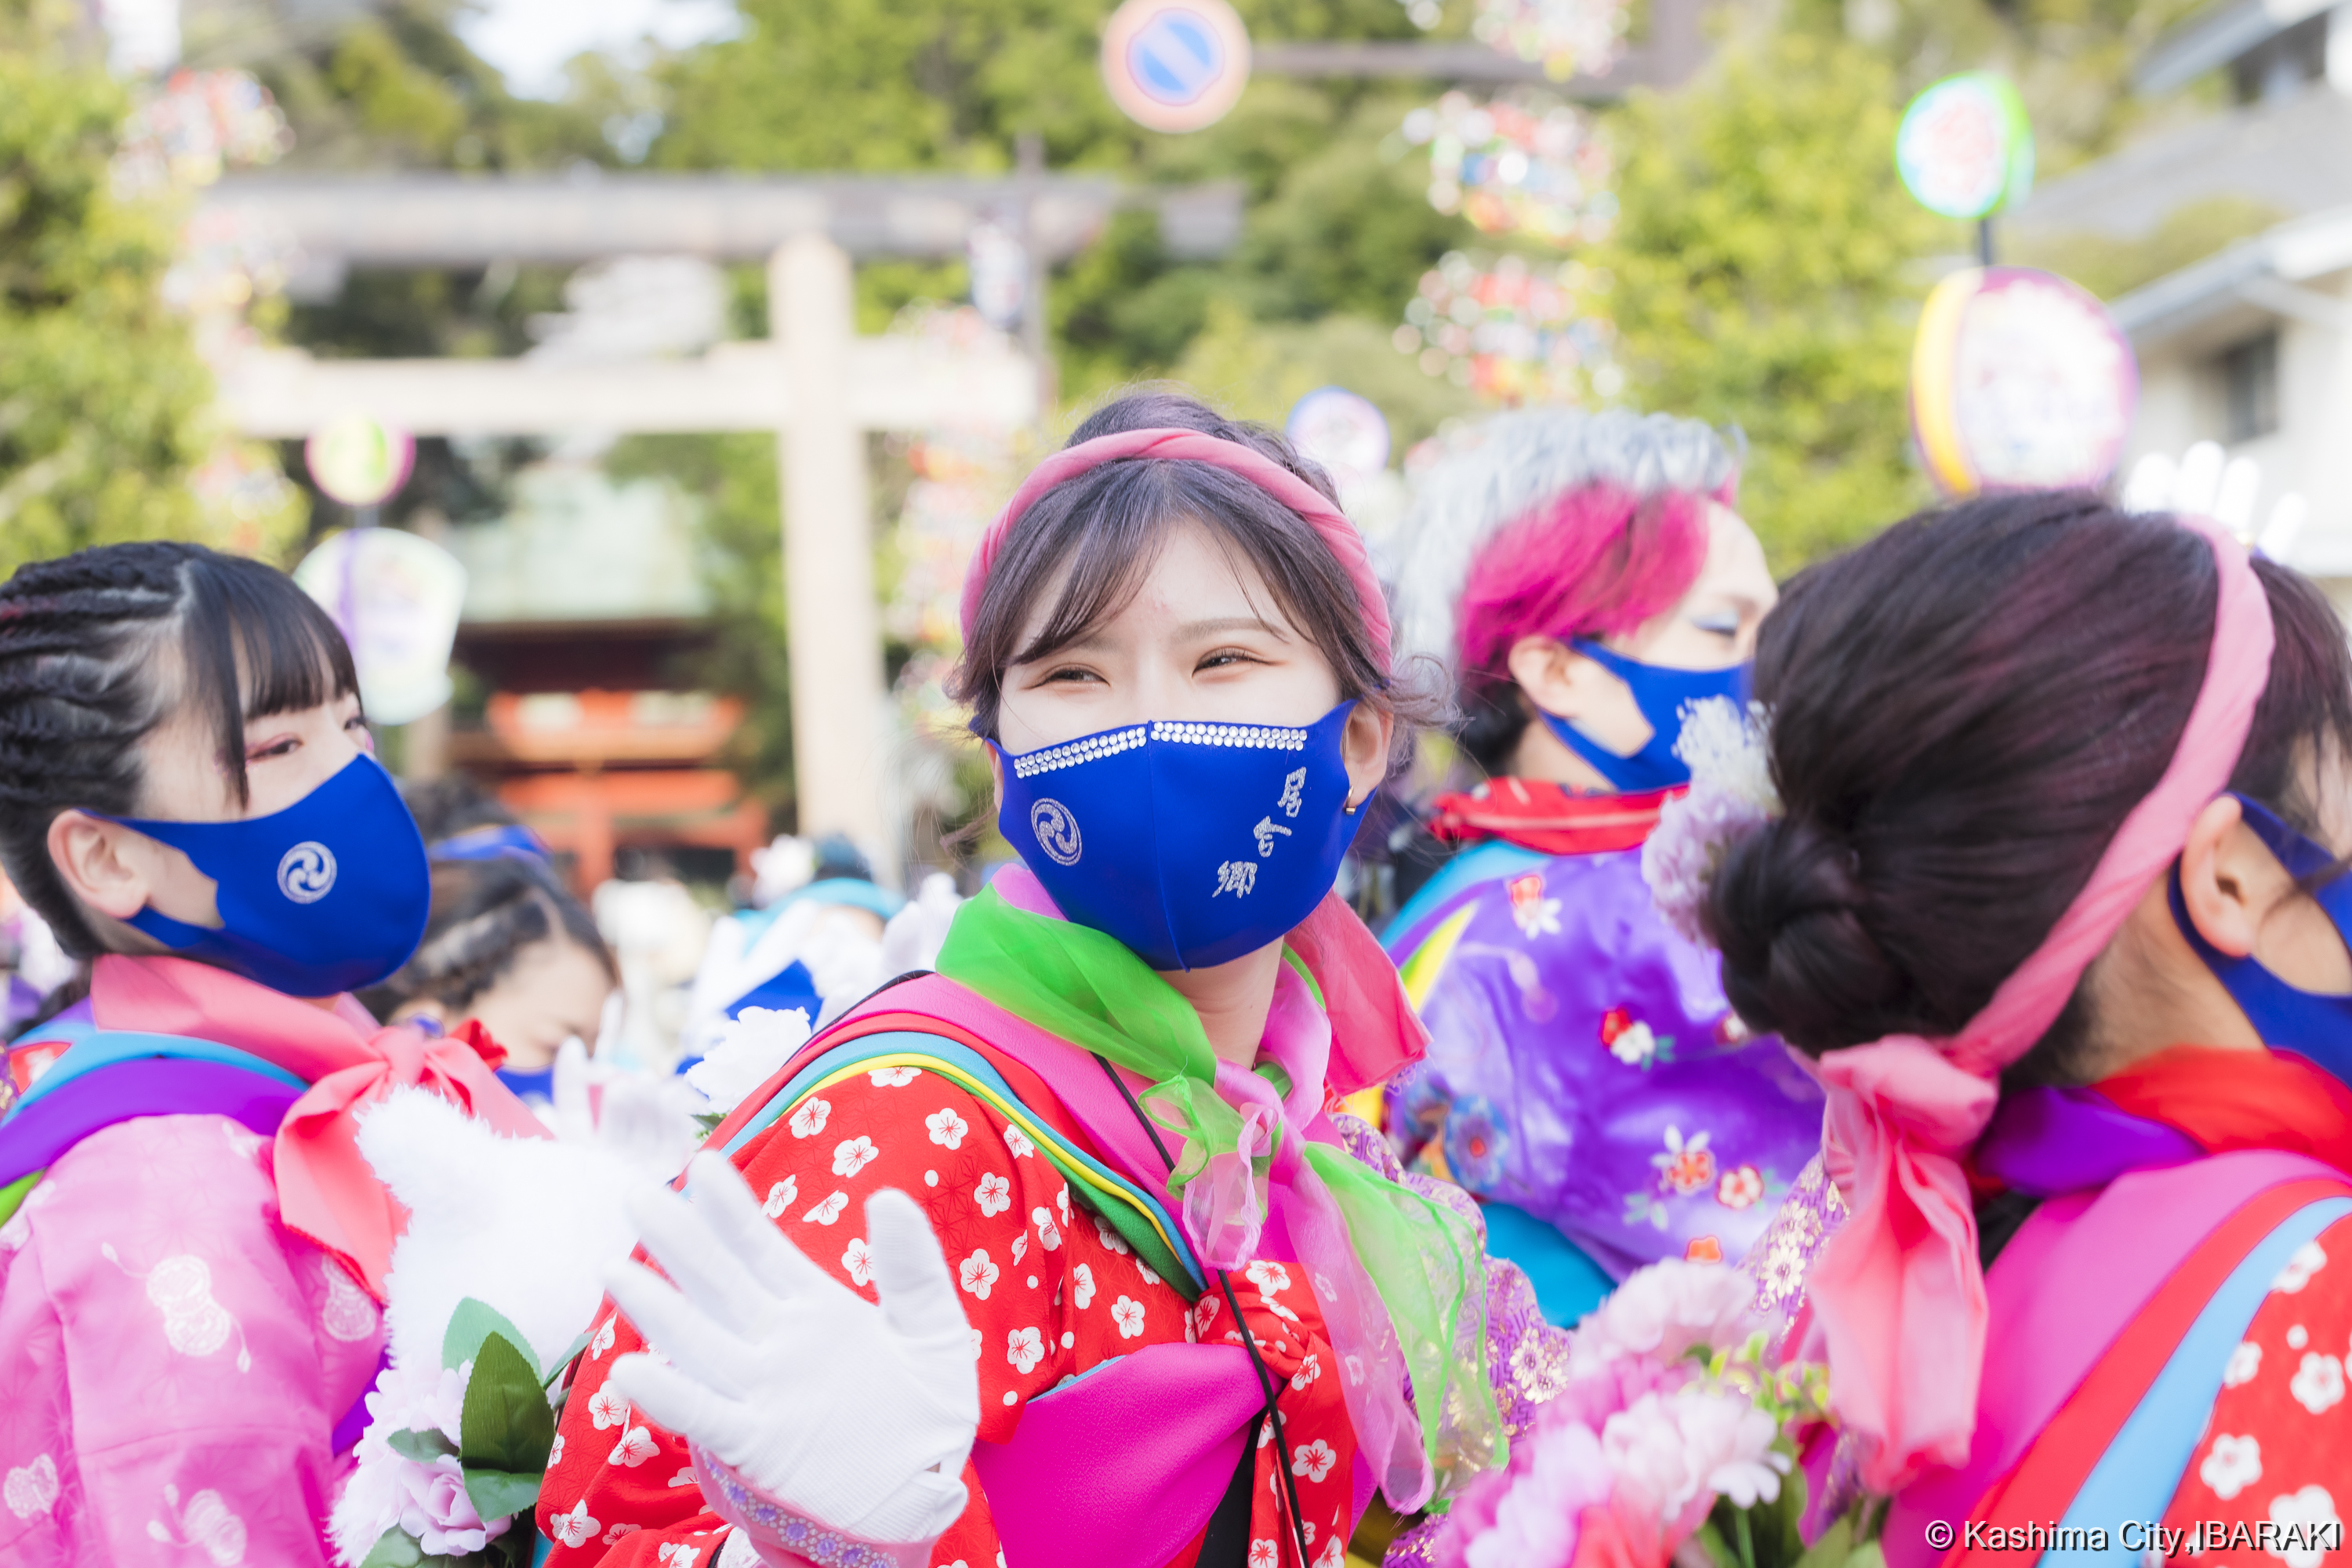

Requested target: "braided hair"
[
  {"left": 0, "top": 542, "right": 358, "bottom": 958},
  {"left": 358, "top": 856, "right": 614, "bottom": 1024}
]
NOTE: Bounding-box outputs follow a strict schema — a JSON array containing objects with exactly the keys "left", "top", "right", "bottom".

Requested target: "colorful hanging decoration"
[
  {"left": 1909, "top": 267, "right": 2137, "bottom": 495},
  {"left": 1472, "top": 0, "right": 1628, "bottom": 81},
  {"left": 1403, "top": 91, "right": 1615, "bottom": 246},
  {"left": 1392, "top": 250, "right": 1619, "bottom": 406},
  {"left": 112, "top": 70, "right": 292, "bottom": 198},
  {"left": 1893, "top": 73, "right": 2034, "bottom": 222}
]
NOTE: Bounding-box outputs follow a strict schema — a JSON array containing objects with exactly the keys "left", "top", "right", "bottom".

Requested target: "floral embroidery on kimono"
[
  {"left": 2164, "top": 1212, "right": 2352, "bottom": 1567},
  {"left": 541, "top": 1070, "right": 1361, "bottom": 1568}
]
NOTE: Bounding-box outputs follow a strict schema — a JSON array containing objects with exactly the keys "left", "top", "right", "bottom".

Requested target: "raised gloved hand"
[
  {"left": 2123, "top": 441, "right": 2307, "bottom": 561},
  {"left": 604, "top": 1152, "right": 978, "bottom": 1546}
]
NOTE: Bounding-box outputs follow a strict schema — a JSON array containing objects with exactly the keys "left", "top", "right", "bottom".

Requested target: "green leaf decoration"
[
  {"left": 459, "top": 1330, "right": 557, "bottom": 1476},
  {"left": 444, "top": 1297, "right": 539, "bottom": 1377},
  {"left": 463, "top": 1465, "right": 543, "bottom": 1526},
  {"left": 386, "top": 1427, "right": 457, "bottom": 1464},
  {"left": 542, "top": 1328, "right": 593, "bottom": 1389},
  {"left": 359, "top": 1526, "right": 424, "bottom": 1568}
]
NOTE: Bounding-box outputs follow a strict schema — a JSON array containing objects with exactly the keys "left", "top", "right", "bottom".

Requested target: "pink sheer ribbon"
[{"left": 1799, "top": 513, "right": 2275, "bottom": 1492}]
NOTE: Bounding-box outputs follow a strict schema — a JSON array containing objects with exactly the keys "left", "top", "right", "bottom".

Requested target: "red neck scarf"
[
  {"left": 2093, "top": 1044, "right": 2352, "bottom": 1178},
  {"left": 1425, "top": 776, "right": 1682, "bottom": 856}
]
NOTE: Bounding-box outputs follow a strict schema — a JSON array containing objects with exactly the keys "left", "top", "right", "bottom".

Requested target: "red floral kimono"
[{"left": 541, "top": 1065, "right": 1362, "bottom": 1568}]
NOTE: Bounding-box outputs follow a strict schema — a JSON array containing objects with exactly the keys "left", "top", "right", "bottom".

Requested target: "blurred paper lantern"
[
  {"left": 1472, "top": 0, "right": 1628, "bottom": 81},
  {"left": 292, "top": 529, "right": 469, "bottom": 728},
  {"left": 305, "top": 414, "right": 416, "bottom": 509},
  {"left": 1895, "top": 73, "right": 2033, "bottom": 222},
  {"left": 1286, "top": 387, "right": 1391, "bottom": 489},
  {"left": 1910, "top": 267, "right": 2136, "bottom": 495},
  {"left": 1402, "top": 91, "right": 1614, "bottom": 245},
  {"left": 1394, "top": 250, "right": 1617, "bottom": 406},
  {"left": 1101, "top": 0, "right": 1251, "bottom": 133}
]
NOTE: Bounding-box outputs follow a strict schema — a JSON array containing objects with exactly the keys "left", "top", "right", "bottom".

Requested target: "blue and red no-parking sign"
[{"left": 1101, "top": 0, "right": 1251, "bottom": 133}]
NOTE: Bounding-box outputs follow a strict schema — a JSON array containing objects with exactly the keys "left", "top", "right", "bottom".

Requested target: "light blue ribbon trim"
[
  {"left": 2048, "top": 1195, "right": 2352, "bottom": 1562},
  {"left": 7, "top": 1029, "right": 307, "bottom": 1119}
]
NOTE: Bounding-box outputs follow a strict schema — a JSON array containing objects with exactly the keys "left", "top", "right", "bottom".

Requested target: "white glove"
[
  {"left": 604, "top": 1152, "right": 978, "bottom": 1545},
  {"left": 2123, "top": 441, "right": 2307, "bottom": 561}
]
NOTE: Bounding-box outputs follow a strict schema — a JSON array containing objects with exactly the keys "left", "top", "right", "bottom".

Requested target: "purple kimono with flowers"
[{"left": 1383, "top": 829, "right": 1823, "bottom": 1293}]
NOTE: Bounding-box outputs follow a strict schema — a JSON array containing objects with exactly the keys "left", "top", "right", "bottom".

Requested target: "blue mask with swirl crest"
[
  {"left": 101, "top": 752, "right": 433, "bottom": 998},
  {"left": 992, "top": 701, "right": 1363, "bottom": 971}
]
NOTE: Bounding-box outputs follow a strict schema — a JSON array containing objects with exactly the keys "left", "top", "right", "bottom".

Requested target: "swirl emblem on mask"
[
  {"left": 1029, "top": 799, "right": 1083, "bottom": 866},
  {"left": 277, "top": 841, "right": 337, "bottom": 903}
]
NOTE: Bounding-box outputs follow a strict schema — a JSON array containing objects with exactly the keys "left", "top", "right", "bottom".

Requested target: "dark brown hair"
[
  {"left": 949, "top": 391, "right": 1445, "bottom": 760},
  {"left": 0, "top": 543, "right": 359, "bottom": 956},
  {"left": 1704, "top": 491, "right": 2352, "bottom": 1087}
]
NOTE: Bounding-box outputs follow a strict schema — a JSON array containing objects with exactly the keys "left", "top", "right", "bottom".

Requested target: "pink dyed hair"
[{"left": 1454, "top": 482, "right": 1722, "bottom": 688}]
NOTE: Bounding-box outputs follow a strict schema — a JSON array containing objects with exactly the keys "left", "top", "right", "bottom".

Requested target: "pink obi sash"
[
  {"left": 702, "top": 972, "right": 1378, "bottom": 1568},
  {"left": 1886, "top": 1149, "right": 2352, "bottom": 1566}
]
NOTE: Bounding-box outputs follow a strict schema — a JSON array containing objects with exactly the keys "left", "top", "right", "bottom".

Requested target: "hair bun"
[{"left": 1707, "top": 814, "right": 1906, "bottom": 1051}]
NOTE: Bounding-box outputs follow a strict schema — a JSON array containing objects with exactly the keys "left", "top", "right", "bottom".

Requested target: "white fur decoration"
[{"left": 355, "top": 1088, "right": 670, "bottom": 1377}]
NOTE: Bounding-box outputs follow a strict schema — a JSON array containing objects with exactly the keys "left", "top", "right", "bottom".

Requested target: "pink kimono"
[{"left": 0, "top": 955, "right": 539, "bottom": 1566}]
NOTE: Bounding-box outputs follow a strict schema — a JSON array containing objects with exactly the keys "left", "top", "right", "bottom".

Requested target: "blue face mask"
[
  {"left": 1537, "top": 641, "right": 1751, "bottom": 794},
  {"left": 103, "top": 752, "right": 433, "bottom": 998},
  {"left": 993, "top": 701, "right": 1363, "bottom": 971},
  {"left": 2171, "top": 793, "right": 2352, "bottom": 1087}
]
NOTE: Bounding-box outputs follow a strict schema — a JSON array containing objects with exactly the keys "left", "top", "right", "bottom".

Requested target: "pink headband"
[
  {"left": 956, "top": 428, "right": 1392, "bottom": 670},
  {"left": 1800, "top": 511, "right": 2274, "bottom": 1492}
]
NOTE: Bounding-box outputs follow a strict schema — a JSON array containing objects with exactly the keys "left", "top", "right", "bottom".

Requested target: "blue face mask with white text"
[
  {"left": 101, "top": 752, "right": 433, "bottom": 999},
  {"left": 993, "top": 701, "right": 1363, "bottom": 971},
  {"left": 2170, "top": 793, "right": 2352, "bottom": 1091},
  {"left": 1538, "top": 640, "right": 1751, "bottom": 794}
]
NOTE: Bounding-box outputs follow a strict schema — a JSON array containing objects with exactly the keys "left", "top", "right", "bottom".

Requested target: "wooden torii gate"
[{"left": 209, "top": 173, "right": 1241, "bottom": 881}]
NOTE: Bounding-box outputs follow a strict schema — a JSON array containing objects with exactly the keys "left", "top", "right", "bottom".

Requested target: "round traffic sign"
[
  {"left": 1102, "top": 0, "right": 1251, "bottom": 134},
  {"left": 1895, "top": 73, "right": 2034, "bottom": 221},
  {"left": 304, "top": 413, "right": 415, "bottom": 508},
  {"left": 1910, "top": 267, "right": 2136, "bottom": 495}
]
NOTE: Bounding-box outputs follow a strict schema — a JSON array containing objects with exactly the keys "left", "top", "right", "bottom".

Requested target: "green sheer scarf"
[{"left": 935, "top": 885, "right": 1504, "bottom": 1493}]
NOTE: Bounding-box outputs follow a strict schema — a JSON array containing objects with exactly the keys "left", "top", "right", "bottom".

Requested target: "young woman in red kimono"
[
  {"left": 1700, "top": 492, "right": 2352, "bottom": 1558},
  {"left": 536, "top": 394, "right": 1574, "bottom": 1568}
]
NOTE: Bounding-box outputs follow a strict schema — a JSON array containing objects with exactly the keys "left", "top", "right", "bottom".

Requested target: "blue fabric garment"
[
  {"left": 496, "top": 1064, "right": 555, "bottom": 1105},
  {"left": 1478, "top": 1199, "right": 1613, "bottom": 1326}
]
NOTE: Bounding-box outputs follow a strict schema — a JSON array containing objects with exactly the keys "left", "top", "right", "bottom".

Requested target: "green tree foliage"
[
  {"left": 0, "top": 0, "right": 231, "bottom": 574},
  {"left": 1587, "top": 24, "right": 1949, "bottom": 564}
]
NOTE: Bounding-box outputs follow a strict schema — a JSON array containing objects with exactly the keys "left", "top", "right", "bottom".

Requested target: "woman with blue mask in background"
[
  {"left": 1371, "top": 411, "right": 1824, "bottom": 1325},
  {"left": 0, "top": 543, "right": 542, "bottom": 1566},
  {"left": 539, "top": 393, "right": 1573, "bottom": 1568}
]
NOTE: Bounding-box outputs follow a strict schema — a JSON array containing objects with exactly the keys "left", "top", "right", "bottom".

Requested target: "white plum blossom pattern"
[
  {"left": 1004, "top": 1124, "right": 1035, "bottom": 1158},
  {"left": 788, "top": 1098, "right": 832, "bottom": 1139},
  {"left": 549, "top": 1434, "right": 564, "bottom": 1465},
  {"left": 589, "top": 1317, "right": 616, "bottom": 1359},
  {"left": 2226, "top": 1341, "right": 2263, "bottom": 1388},
  {"left": 2274, "top": 1242, "right": 2328, "bottom": 1294},
  {"left": 1112, "top": 1295, "right": 1146, "bottom": 1338},
  {"left": 658, "top": 1545, "right": 702, "bottom": 1568},
  {"left": 1094, "top": 1216, "right": 1131, "bottom": 1256},
  {"left": 804, "top": 1190, "right": 850, "bottom": 1225},
  {"left": 926, "top": 1107, "right": 970, "bottom": 1149},
  {"left": 869, "top": 1066, "right": 920, "bottom": 1087},
  {"left": 762, "top": 1176, "right": 799, "bottom": 1218},
  {"left": 4, "top": 1454, "right": 59, "bottom": 1520},
  {"left": 844, "top": 1238, "right": 874, "bottom": 1287},
  {"left": 2201, "top": 1432, "right": 2263, "bottom": 1500},
  {"left": 1073, "top": 1263, "right": 1098, "bottom": 1308},
  {"left": 2268, "top": 1486, "right": 2343, "bottom": 1568},
  {"left": 551, "top": 1500, "right": 601, "bottom": 1548},
  {"left": 960, "top": 1249, "right": 1001, "bottom": 1301},
  {"left": 1011, "top": 1232, "right": 1028, "bottom": 1265},
  {"left": 1249, "top": 1542, "right": 1278, "bottom": 1568},
  {"left": 604, "top": 1523, "right": 644, "bottom": 1545},
  {"left": 975, "top": 1172, "right": 1012, "bottom": 1217},
  {"left": 833, "top": 1136, "right": 880, "bottom": 1178},
  {"left": 1056, "top": 1185, "right": 1071, "bottom": 1227},
  {"left": 1291, "top": 1439, "right": 1338, "bottom": 1483},
  {"left": 1007, "top": 1327, "right": 1045, "bottom": 1374},
  {"left": 670, "top": 1469, "right": 696, "bottom": 1488},
  {"left": 588, "top": 1388, "right": 630, "bottom": 1431},
  {"left": 2291, "top": 1352, "right": 2347, "bottom": 1415},
  {"left": 1245, "top": 1261, "right": 1290, "bottom": 1296},
  {"left": 1290, "top": 1353, "right": 1322, "bottom": 1392},
  {"left": 608, "top": 1426, "right": 659, "bottom": 1467},
  {"left": 1031, "top": 1207, "right": 1062, "bottom": 1251}
]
